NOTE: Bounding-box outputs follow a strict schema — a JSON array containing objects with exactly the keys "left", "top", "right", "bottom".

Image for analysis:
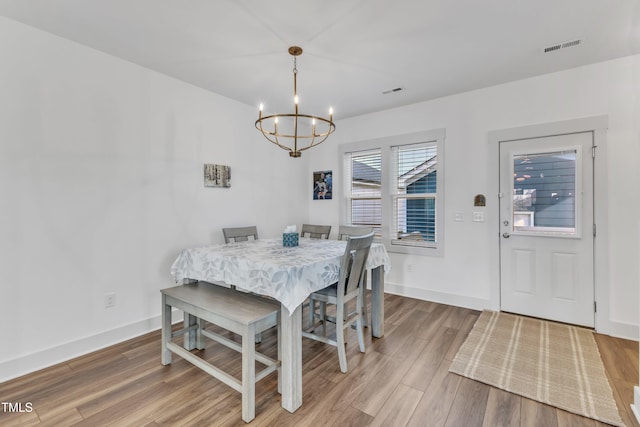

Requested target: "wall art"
[
  {"left": 313, "top": 170, "right": 332, "bottom": 200},
  {"left": 204, "top": 164, "right": 231, "bottom": 188}
]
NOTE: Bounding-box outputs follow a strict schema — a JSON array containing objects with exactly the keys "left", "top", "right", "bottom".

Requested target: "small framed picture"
[
  {"left": 204, "top": 164, "right": 231, "bottom": 188},
  {"left": 313, "top": 170, "right": 332, "bottom": 200}
]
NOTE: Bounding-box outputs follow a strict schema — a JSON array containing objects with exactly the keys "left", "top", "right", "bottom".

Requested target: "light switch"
[
  {"left": 472, "top": 212, "right": 485, "bottom": 222},
  {"left": 454, "top": 212, "right": 464, "bottom": 222}
]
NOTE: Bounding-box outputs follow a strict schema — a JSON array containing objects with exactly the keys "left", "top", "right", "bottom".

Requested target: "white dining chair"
[
  {"left": 223, "top": 226, "right": 259, "bottom": 243},
  {"left": 221, "top": 226, "right": 259, "bottom": 291},
  {"left": 337, "top": 225, "right": 373, "bottom": 328},
  {"left": 222, "top": 225, "right": 266, "bottom": 342},
  {"left": 303, "top": 232, "right": 374, "bottom": 373},
  {"left": 300, "top": 224, "right": 331, "bottom": 239},
  {"left": 337, "top": 225, "right": 373, "bottom": 240}
]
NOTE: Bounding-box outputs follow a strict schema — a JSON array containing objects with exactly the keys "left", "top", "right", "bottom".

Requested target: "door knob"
[{"left": 502, "top": 232, "right": 510, "bottom": 238}]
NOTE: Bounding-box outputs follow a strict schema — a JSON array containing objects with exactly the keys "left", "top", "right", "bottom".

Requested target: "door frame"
[{"left": 488, "top": 116, "right": 609, "bottom": 331}]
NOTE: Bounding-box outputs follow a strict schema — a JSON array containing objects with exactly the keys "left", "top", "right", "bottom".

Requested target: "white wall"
[
  {"left": 0, "top": 17, "right": 308, "bottom": 381},
  {"left": 308, "top": 55, "right": 640, "bottom": 340}
]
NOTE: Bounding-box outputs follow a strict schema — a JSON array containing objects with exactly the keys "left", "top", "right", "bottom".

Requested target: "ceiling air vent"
[
  {"left": 382, "top": 87, "right": 403, "bottom": 95},
  {"left": 543, "top": 39, "right": 582, "bottom": 53}
]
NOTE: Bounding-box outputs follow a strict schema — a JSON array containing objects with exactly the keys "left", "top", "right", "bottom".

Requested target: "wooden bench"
[{"left": 161, "top": 281, "right": 280, "bottom": 423}]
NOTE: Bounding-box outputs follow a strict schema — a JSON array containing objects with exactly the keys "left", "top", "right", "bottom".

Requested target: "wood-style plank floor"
[{"left": 1, "top": 294, "right": 637, "bottom": 426}]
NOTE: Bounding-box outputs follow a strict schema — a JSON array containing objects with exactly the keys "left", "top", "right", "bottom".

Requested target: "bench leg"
[
  {"left": 196, "top": 317, "right": 205, "bottom": 350},
  {"left": 183, "top": 312, "right": 197, "bottom": 350},
  {"left": 242, "top": 323, "right": 256, "bottom": 423},
  {"left": 161, "top": 295, "right": 172, "bottom": 365}
]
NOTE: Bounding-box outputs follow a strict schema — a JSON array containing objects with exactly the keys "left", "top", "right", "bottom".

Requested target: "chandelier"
[{"left": 255, "top": 46, "right": 335, "bottom": 158}]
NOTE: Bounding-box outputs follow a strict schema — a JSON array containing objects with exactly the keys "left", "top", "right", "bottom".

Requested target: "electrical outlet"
[{"left": 105, "top": 292, "right": 116, "bottom": 308}]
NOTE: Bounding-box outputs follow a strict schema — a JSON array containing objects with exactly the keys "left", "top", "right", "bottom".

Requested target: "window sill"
[{"left": 385, "top": 240, "right": 443, "bottom": 256}]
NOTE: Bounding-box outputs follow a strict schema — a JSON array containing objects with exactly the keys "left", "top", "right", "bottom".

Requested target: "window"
[
  {"left": 340, "top": 129, "right": 445, "bottom": 255},
  {"left": 345, "top": 149, "right": 382, "bottom": 235},
  {"left": 391, "top": 143, "right": 438, "bottom": 246}
]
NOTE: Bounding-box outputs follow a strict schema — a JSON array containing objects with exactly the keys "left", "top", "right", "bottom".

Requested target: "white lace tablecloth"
[{"left": 170, "top": 237, "right": 391, "bottom": 315}]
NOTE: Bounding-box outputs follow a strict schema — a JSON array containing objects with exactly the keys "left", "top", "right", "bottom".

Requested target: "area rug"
[{"left": 449, "top": 310, "right": 624, "bottom": 426}]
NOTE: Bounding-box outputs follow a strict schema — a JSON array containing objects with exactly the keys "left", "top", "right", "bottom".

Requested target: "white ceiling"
[{"left": 0, "top": 0, "right": 638, "bottom": 119}]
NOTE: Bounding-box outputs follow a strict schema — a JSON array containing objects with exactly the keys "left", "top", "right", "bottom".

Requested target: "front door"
[{"left": 499, "top": 131, "right": 594, "bottom": 327}]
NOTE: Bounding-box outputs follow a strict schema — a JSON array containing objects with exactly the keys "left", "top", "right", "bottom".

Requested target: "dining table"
[{"left": 169, "top": 236, "right": 391, "bottom": 413}]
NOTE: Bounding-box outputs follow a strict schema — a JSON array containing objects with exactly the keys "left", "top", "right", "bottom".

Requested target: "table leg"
[
  {"left": 371, "top": 266, "right": 385, "bottom": 338},
  {"left": 280, "top": 304, "right": 302, "bottom": 412}
]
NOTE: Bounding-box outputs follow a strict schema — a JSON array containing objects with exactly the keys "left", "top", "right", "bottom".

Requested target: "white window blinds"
[
  {"left": 391, "top": 143, "right": 438, "bottom": 247},
  {"left": 344, "top": 149, "right": 382, "bottom": 235}
]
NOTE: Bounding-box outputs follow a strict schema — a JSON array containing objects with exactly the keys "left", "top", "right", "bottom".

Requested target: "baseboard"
[
  {"left": 632, "top": 386, "right": 640, "bottom": 424},
  {"left": 0, "top": 310, "right": 183, "bottom": 383},
  {"left": 599, "top": 319, "right": 639, "bottom": 342},
  {"left": 383, "top": 283, "right": 639, "bottom": 340},
  {"left": 384, "top": 282, "right": 493, "bottom": 312}
]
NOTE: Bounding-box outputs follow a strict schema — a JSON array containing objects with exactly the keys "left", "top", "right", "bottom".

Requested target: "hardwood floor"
[{"left": 1, "top": 294, "right": 637, "bottom": 426}]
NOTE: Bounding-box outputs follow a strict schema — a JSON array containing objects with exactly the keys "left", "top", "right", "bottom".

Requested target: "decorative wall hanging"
[
  {"left": 204, "top": 164, "right": 231, "bottom": 188},
  {"left": 474, "top": 194, "right": 486, "bottom": 207},
  {"left": 313, "top": 170, "right": 332, "bottom": 200}
]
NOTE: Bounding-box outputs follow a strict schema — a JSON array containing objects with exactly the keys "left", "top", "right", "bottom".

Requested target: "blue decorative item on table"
[{"left": 283, "top": 232, "right": 299, "bottom": 247}]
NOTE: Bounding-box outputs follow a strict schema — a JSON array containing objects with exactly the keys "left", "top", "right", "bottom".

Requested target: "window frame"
[{"left": 339, "top": 129, "right": 445, "bottom": 256}]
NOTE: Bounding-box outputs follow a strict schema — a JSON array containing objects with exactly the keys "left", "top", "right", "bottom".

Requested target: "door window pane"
[{"left": 512, "top": 150, "right": 576, "bottom": 234}]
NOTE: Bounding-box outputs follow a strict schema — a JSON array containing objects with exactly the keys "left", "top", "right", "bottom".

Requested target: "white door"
[{"left": 499, "top": 132, "right": 594, "bottom": 327}]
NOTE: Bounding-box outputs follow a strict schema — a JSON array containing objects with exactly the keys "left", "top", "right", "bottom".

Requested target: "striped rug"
[{"left": 449, "top": 310, "right": 624, "bottom": 426}]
